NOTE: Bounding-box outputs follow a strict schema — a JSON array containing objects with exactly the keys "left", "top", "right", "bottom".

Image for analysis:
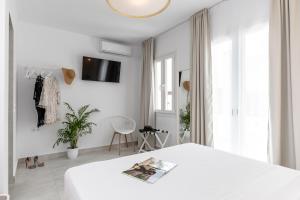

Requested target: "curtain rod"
[{"left": 155, "top": 0, "right": 228, "bottom": 38}]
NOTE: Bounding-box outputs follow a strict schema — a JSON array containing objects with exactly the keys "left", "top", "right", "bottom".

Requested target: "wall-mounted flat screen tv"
[{"left": 82, "top": 56, "right": 121, "bottom": 83}]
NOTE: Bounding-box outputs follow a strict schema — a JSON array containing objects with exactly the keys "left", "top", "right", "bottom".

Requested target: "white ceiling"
[{"left": 17, "top": 0, "right": 222, "bottom": 43}]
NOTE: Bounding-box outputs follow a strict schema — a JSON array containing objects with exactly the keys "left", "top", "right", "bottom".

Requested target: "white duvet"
[{"left": 65, "top": 143, "right": 300, "bottom": 200}]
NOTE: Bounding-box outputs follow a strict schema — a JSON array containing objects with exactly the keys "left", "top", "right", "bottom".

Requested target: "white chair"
[{"left": 108, "top": 116, "right": 136, "bottom": 155}]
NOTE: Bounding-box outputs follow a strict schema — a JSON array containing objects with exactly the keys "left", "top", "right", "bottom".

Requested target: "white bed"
[{"left": 65, "top": 143, "right": 300, "bottom": 200}]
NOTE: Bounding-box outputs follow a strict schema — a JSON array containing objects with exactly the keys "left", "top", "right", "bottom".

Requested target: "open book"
[{"left": 123, "top": 157, "right": 177, "bottom": 184}]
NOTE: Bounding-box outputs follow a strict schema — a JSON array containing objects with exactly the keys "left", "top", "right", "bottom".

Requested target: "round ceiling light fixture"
[{"left": 106, "top": 0, "right": 171, "bottom": 18}]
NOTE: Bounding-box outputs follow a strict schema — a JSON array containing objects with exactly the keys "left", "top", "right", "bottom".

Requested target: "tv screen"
[{"left": 82, "top": 56, "right": 121, "bottom": 83}]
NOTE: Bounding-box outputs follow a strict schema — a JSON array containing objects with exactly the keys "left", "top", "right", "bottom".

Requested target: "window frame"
[{"left": 154, "top": 54, "right": 176, "bottom": 113}]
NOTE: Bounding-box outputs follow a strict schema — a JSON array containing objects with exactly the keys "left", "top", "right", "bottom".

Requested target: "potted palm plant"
[
  {"left": 53, "top": 103, "right": 99, "bottom": 159},
  {"left": 180, "top": 103, "right": 191, "bottom": 131}
]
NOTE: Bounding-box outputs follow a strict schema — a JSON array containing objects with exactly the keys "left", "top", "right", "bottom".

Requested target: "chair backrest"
[{"left": 110, "top": 116, "right": 136, "bottom": 133}]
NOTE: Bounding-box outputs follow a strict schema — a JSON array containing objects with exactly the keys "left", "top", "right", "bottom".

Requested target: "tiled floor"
[{"left": 9, "top": 146, "right": 136, "bottom": 200}]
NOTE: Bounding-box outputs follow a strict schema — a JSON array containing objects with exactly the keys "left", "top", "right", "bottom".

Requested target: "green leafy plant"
[
  {"left": 53, "top": 103, "right": 99, "bottom": 149},
  {"left": 180, "top": 103, "right": 190, "bottom": 131}
]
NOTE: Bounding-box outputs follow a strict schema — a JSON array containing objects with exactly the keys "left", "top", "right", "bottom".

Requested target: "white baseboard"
[{"left": 17, "top": 141, "right": 138, "bottom": 166}]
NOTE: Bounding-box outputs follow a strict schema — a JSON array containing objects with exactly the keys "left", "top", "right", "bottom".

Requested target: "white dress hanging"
[{"left": 39, "top": 76, "right": 60, "bottom": 124}]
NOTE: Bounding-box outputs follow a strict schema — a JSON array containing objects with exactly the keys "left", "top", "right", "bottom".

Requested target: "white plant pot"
[{"left": 67, "top": 148, "right": 79, "bottom": 160}]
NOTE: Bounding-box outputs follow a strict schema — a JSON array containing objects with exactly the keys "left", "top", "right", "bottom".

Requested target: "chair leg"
[
  {"left": 131, "top": 133, "right": 135, "bottom": 152},
  {"left": 125, "top": 135, "right": 129, "bottom": 148},
  {"left": 119, "top": 133, "right": 121, "bottom": 155},
  {"left": 109, "top": 132, "right": 116, "bottom": 151}
]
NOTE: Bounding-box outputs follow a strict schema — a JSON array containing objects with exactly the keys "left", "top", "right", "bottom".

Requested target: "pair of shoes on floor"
[{"left": 25, "top": 156, "right": 45, "bottom": 169}]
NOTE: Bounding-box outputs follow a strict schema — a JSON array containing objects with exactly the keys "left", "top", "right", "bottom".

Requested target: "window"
[
  {"left": 212, "top": 38, "right": 234, "bottom": 153},
  {"left": 154, "top": 56, "right": 174, "bottom": 112},
  {"left": 239, "top": 25, "right": 269, "bottom": 162},
  {"left": 212, "top": 24, "right": 269, "bottom": 162}
]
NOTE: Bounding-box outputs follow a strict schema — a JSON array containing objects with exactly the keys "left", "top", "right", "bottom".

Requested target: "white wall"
[
  {"left": 0, "top": 0, "right": 8, "bottom": 194},
  {"left": 9, "top": 2, "right": 18, "bottom": 179},
  {"left": 0, "top": 0, "right": 18, "bottom": 193},
  {"left": 210, "top": 0, "right": 269, "bottom": 41},
  {"left": 154, "top": 21, "right": 191, "bottom": 146},
  {"left": 16, "top": 22, "right": 142, "bottom": 158}
]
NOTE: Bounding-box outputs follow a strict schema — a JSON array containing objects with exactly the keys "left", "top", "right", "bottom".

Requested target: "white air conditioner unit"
[{"left": 100, "top": 40, "right": 132, "bottom": 57}]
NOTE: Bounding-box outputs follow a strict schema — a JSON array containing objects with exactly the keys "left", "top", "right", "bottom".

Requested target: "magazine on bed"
[{"left": 123, "top": 157, "right": 177, "bottom": 184}]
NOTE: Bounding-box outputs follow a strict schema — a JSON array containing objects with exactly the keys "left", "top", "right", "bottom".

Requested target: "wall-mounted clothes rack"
[
  {"left": 24, "top": 66, "right": 61, "bottom": 80},
  {"left": 23, "top": 66, "right": 62, "bottom": 130}
]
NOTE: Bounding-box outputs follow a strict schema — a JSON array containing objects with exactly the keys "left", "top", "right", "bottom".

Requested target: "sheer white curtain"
[{"left": 210, "top": 0, "right": 270, "bottom": 162}]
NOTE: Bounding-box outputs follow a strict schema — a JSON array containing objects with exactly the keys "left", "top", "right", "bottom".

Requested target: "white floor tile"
[{"left": 10, "top": 147, "right": 136, "bottom": 200}]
